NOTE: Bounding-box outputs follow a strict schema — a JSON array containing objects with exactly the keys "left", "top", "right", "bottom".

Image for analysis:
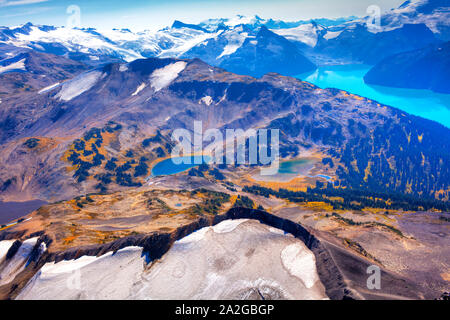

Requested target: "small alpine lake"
[
  {"left": 150, "top": 155, "right": 211, "bottom": 177},
  {"left": 252, "top": 158, "right": 329, "bottom": 182}
]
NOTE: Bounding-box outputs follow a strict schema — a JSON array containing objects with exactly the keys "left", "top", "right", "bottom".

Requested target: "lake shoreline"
[{"left": 297, "top": 64, "right": 450, "bottom": 128}]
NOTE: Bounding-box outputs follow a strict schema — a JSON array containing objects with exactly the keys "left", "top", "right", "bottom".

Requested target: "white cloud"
[{"left": 0, "top": 0, "right": 48, "bottom": 7}]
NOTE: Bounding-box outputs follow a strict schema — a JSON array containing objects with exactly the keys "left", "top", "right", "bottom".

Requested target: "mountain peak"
[{"left": 171, "top": 20, "right": 208, "bottom": 32}]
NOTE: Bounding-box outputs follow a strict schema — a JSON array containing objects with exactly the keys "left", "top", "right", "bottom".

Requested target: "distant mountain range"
[{"left": 0, "top": 0, "right": 448, "bottom": 78}]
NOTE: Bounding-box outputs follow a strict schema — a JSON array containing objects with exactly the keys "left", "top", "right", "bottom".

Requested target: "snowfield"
[
  {"left": 38, "top": 82, "right": 60, "bottom": 94},
  {"left": 16, "top": 220, "right": 327, "bottom": 300},
  {"left": 0, "top": 58, "right": 26, "bottom": 74},
  {"left": 273, "top": 24, "right": 319, "bottom": 47},
  {"left": 55, "top": 71, "right": 103, "bottom": 101},
  {"left": 217, "top": 27, "right": 249, "bottom": 58},
  {"left": 132, "top": 82, "right": 147, "bottom": 96},
  {"left": 281, "top": 243, "right": 319, "bottom": 289},
  {"left": 150, "top": 61, "right": 187, "bottom": 92},
  {"left": 17, "top": 247, "right": 145, "bottom": 300}
]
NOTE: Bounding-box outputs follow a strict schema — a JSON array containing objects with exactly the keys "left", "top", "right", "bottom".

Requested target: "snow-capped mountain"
[
  {"left": 181, "top": 25, "right": 316, "bottom": 77},
  {"left": 380, "top": 0, "right": 450, "bottom": 39},
  {"left": 311, "top": 0, "right": 448, "bottom": 64},
  {"left": 0, "top": 0, "right": 447, "bottom": 74},
  {"left": 0, "top": 17, "right": 318, "bottom": 77},
  {"left": 0, "top": 22, "right": 221, "bottom": 65}
]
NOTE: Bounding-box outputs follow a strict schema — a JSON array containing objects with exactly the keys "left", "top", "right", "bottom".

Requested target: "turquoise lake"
[
  {"left": 297, "top": 65, "right": 450, "bottom": 128},
  {"left": 277, "top": 159, "right": 312, "bottom": 174},
  {"left": 151, "top": 156, "right": 210, "bottom": 176}
]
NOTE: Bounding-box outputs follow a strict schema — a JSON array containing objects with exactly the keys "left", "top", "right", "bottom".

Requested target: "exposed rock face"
[{"left": 364, "top": 41, "right": 450, "bottom": 93}]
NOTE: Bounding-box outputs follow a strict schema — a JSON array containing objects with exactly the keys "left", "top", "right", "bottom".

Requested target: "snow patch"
[
  {"left": 0, "top": 240, "right": 15, "bottom": 263},
  {"left": 272, "top": 24, "right": 318, "bottom": 47},
  {"left": 176, "top": 227, "right": 210, "bottom": 244},
  {"left": 212, "top": 219, "right": 248, "bottom": 234},
  {"left": 150, "top": 61, "right": 187, "bottom": 92},
  {"left": 324, "top": 30, "right": 343, "bottom": 40},
  {"left": 268, "top": 227, "right": 285, "bottom": 235},
  {"left": 281, "top": 243, "right": 319, "bottom": 289},
  {"left": 132, "top": 82, "right": 146, "bottom": 96},
  {"left": 38, "top": 82, "right": 60, "bottom": 94},
  {"left": 199, "top": 96, "right": 213, "bottom": 106},
  {"left": 119, "top": 64, "right": 128, "bottom": 72},
  {"left": 55, "top": 71, "right": 103, "bottom": 101},
  {"left": 0, "top": 58, "right": 26, "bottom": 74}
]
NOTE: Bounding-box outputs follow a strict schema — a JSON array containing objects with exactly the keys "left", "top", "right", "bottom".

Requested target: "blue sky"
[{"left": 0, "top": 0, "right": 405, "bottom": 30}]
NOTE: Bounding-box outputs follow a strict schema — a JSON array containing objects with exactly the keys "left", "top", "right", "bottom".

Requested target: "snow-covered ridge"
[
  {"left": 0, "top": 1, "right": 447, "bottom": 70},
  {"left": 0, "top": 15, "right": 356, "bottom": 65},
  {"left": 343, "top": 0, "right": 450, "bottom": 36},
  {"left": 273, "top": 24, "right": 321, "bottom": 47}
]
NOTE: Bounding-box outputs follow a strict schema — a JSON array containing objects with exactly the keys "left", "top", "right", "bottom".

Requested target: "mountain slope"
[
  {"left": 0, "top": 56, "right": 448, "bottom": 202},
  {"left": 0, "top": 45, "right": 89, "bottom": 104},
  {"left": 364, "top": 41, "right": 450, "bottom": 93},
  {"left": 182, "top": 26, "right": 316, "bottom": 77},
  {"left": 0, "top": 22, "right": 315, "bottom": 77}
]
